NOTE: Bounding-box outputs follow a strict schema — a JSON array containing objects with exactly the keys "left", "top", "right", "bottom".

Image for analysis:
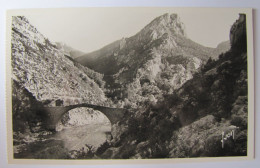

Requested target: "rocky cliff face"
[{"left": 11, "top": 16, "right": 106, "bottom": 107}]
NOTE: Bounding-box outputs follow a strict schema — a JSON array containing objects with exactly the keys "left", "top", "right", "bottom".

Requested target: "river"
[
  {"left": 54, "top": 123, "right": 111, "bottom": 151},
  {"left": 14, "top": 123, "right": 111, "bottom": 159}
]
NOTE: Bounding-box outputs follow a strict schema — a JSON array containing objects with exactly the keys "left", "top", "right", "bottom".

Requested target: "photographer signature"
[{"left": 221, "top": 126, "right": 239, "bottom": 148}]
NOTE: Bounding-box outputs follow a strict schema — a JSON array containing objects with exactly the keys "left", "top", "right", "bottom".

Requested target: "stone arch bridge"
[{"left": 37, "top": 103, "right": 128, "bottom": 130}]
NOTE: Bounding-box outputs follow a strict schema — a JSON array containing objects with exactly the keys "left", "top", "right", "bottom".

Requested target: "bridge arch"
[{"left": 41, "top": 103, "right": 128, "bottom": 130}]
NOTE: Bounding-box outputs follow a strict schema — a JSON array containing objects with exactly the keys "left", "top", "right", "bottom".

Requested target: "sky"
[{"left": 24, "top": 8, "right": 239, "bottom": 53}]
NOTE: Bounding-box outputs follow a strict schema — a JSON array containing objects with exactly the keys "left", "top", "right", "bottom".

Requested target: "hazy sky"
[{"left": 24, "top": 8, "right": 239, "bottom": 53}]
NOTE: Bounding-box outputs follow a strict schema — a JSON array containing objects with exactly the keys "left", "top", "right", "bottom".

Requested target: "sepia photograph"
[{"left": 5, "top": 7, "right": 254, "bottom": 163}]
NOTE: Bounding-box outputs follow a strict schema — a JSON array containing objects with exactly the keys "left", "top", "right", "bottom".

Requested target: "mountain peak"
[{"left": 144, "top": 13, "right": 186, "bottom": 38}]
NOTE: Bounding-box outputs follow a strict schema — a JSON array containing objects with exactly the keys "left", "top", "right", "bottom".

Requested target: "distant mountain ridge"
[
  {"left": 213, "top": 40, "right": 231, "bottom": 59},
  {"left": 76, "top": 13, "right": 230, "bottom": 106},
  {"left": 55, "top": 42, "right": 86, "bottom": 59},
  {"left": 76, "top": 13, "right": 229, "bottom": 73}
]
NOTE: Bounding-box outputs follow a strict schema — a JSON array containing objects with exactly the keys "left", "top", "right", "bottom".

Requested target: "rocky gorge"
[{"left": 11, "top": 13, "right": 248, "bottom": 159}]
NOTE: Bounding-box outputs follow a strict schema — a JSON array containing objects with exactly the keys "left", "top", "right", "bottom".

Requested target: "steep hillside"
[
  {"left": 76, "top": 13, "right": 229, "bottom": 107},
  {"left": 97, "top": 14, "right": 248, "bottom": 159},
  {"left": 11, "top": 16, "right": 107, "bottom": 106}
]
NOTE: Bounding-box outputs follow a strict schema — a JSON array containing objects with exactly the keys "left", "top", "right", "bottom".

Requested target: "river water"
[{"left": 54, "top": 123, "right": 111, "bottom": 151}]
